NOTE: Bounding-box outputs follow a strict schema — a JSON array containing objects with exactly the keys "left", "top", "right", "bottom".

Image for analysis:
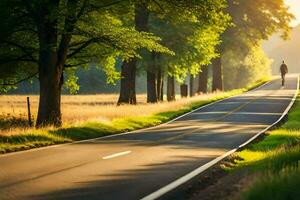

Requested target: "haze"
[
  {"left": 263, "top": 0, "right": 300, "bottom": 74},
  {"left": 286, "top": 0, "right": 300, "bottom": 26}
]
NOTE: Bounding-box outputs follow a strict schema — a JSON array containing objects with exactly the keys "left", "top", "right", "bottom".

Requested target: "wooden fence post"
[{"left": 27, "top": 97, "right": 32, "bottom": 127}]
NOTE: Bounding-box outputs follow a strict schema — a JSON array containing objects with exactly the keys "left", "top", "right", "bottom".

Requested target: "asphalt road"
[{"left": 0, "top": 75, "right": 298, "bottom": 200}]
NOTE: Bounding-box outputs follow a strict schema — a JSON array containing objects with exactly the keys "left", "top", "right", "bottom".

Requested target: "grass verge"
[
  {"left": 0, "top": 79, "right": 268, "bottom": 154},
  {"left": 225, "top": 89, "right": 300, "bottom": 200}
]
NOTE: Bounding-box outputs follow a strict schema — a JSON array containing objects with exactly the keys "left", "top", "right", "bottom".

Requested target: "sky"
[{"left": 285, "top": 0, "right": 300, "bottom": 26}]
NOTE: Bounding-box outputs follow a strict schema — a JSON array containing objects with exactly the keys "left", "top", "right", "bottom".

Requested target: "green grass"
[
  {"left": 0, "top": 79, "right": 268, "bottom": 154},
  {"left": 242, "top": 168, "right": 300, "bottom": 200},
  {"left": 227, "top": 90, "right": 300, "bottom": 200},
  {"left": 0, "top": 130, "right": 71, "bottom": 153}
]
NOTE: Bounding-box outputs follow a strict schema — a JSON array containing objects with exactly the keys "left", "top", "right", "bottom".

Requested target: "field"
[
  {"left": 1, "top": 93, "right": 229, "bottom": 132},
  {"left": 1, "top": 94, "right": 149, "bottom": 128}
]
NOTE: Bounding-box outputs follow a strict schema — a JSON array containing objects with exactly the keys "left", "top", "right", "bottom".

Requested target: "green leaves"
[
  {"left": 223, "top": 0, "right": 294, "bottom": 47},
  {"left": 147, "top": 0, "right": 230, "bottom": 82},
  {"left": 99, "top": 56, "right": 120, "bottom": 85},
  {"left": 64, "top": 69, "right": 80, "bottom": 94},
  {"left": 1, "top": 0, "right": 292, "bottom": 93},
  {"left": 220, "top": 0, "right": 293, "bottom": 90},
  {"left": 223, "top": 44, "right": 271, "bottom": 90},
  {"left": 0, "top": 0, "right": 174, "bottom": 92}
]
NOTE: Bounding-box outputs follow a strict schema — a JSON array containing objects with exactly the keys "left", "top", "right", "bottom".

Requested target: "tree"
[
  {"left": 118, "top": 60, "right": 137, "bottom": 104},
  {"left": 198, "top": 65, "right": 208, "bottom": 94},
  {"left": 189, "top": 75, "right": 194, "bottom": 97},
  {"left": 155, "top": 53, "right": 164, "bottom": 101},
  {"left": 167, "top": 75, "right": 175, "bottom": 101},
  {"left": 223, "top": 45, "right": 271, "bottom": 90},
  {"left": 145, "top": 0, "right": 229, "bottom": 101},
  {"left": 117, "top": 0, "right": 170, "bottom": 105},
  {"left": 0, "top": 0, "right": 170, "bottom": 127},
  {"left": 212, "top": 0, "right": 294, "bottom": 91},
  {"left": 212, "top": 56, "right": 223, "bottom": 91},
  {"left": 118, "top": 0, "right": 230, "bottom": 103}
]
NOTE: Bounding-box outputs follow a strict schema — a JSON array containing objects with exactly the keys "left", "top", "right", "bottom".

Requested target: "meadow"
[
  {"left": 1, "top": 93, "right": 228, "bottom": 132},
  {"left": 1, "top": 94, "right": 149, "bottom": 129}
]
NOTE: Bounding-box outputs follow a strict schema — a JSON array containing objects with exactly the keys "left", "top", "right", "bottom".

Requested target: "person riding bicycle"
[{"left": 280, "top": 60, "right": 288, "bottom": 86}]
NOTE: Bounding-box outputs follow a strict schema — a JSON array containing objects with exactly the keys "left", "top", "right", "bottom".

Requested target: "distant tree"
[
  {"left": 212, "top": 0, "right": 294, "bottom": 91},
  {"left": 223, "top": 45, "right": 272, "bottom": 90},
  {"left": 117, "top": 1, "right": 172, "bottom": 104},
  {"left": 149, "top": 7, "right": 229, "bottom": 101},
  {"left": 117, "top": 0, "right": 230, "bottom": 103}
]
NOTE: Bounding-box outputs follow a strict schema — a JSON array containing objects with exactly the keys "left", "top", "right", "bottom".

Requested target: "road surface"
[{"left": 0, "top": 75, "right": 298, "bottom": 200}]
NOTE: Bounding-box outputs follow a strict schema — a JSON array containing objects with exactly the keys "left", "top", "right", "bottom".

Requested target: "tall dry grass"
[{"left": 0, "top": 93, "right": 223, "bottom": 128}]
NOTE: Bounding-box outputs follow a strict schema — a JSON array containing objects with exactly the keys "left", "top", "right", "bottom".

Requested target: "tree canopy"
[
  {"left": 212, "top": 0, "right": 294, "bottom": 91},
  {"left": 0, "top": 0, "right": 294, "bottom": 127}
]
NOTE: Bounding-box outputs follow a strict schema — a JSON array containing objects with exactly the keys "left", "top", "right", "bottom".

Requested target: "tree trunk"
[
  {"left": 136, "top": 3, "right": 157, "bottom": 103},
  {"left": 35, "top": 1, "right": 79, "bottom": 127},
  {"left": 156, "top": 68, "right": 164, "bottom": 101},
  {"left": 118, "top": 60, "right": 137, "bottom": 105},
  {"left": 135, "top": 1, "right": 149, "bottom": 32},
  {"left": 37, "top": 69, "right": 63, "bottom": 127},
  {"left": 160, "top": 79, "right": 164, "bottom": 101},
  {"left": 147, "top": 69, "right": 157, "bottom": 103},
  {"left": 198, "top": 65, "right": 208, "bottom": 94},
  {"left": 159, "top": 80, "right": 164, "bottom": 101},
  {"left": 180, "top": 84, "right": 188, "bottom": 98},
  {"left": 189, "top": 75, "right": 194, "bottom": 97},
  {"left": 167, "top": 75, "right": 175, "bottom": 101},
  {"left": 147, "top": 53, "right": 157, "bottom": 103},
  {"left": 117, "top": 1, "right": 149, "bottom": 104},
  {"left": 212, "top": 57, "right": 223, "bottom": 91},
  {"left": 36, "top": 4, "right": 64, "bottom": 127}
]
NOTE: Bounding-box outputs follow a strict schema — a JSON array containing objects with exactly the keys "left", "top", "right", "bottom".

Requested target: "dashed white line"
[{"left": 102, "top": 151, "right": 132, "bottom": 160}]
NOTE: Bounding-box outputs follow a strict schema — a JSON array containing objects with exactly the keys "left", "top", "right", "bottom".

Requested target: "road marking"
[
  {"left": 140, "top": 149, "right": 237, "bottom": 200},
  {"left": 102, "top": 151, "right": 131, "bottom": 160},
  {"left": 140, "top": 76, "right": 299, "bottom": 200},
  {"left": 152, "top": 89, "right": 276, "bottom": 145}
]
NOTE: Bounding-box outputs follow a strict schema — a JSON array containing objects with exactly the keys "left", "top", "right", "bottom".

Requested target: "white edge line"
[
  {"left": 239, "top": 75, "right": 299, "bottom": 148},
  {"left": 140, "top": 149, "right": 237, "bottom": 200},
  {"left": 0, "top": 79, "right": 273, "bottom": 158},
  {"left": 140, "top": 76, "right": 299, "bottom": 200},
  {"left": 102, "top": 151, "right": 131, "bottom": 160}
]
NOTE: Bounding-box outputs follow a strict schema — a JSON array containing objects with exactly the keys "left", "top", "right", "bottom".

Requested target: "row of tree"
[{"left": 0, "top": 0, "right": 294, "bottom": 127}]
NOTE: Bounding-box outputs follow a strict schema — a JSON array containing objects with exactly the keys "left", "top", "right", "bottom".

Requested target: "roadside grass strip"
[{"left": 242, "top": 167, "right": 300, "bottom": 200}]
